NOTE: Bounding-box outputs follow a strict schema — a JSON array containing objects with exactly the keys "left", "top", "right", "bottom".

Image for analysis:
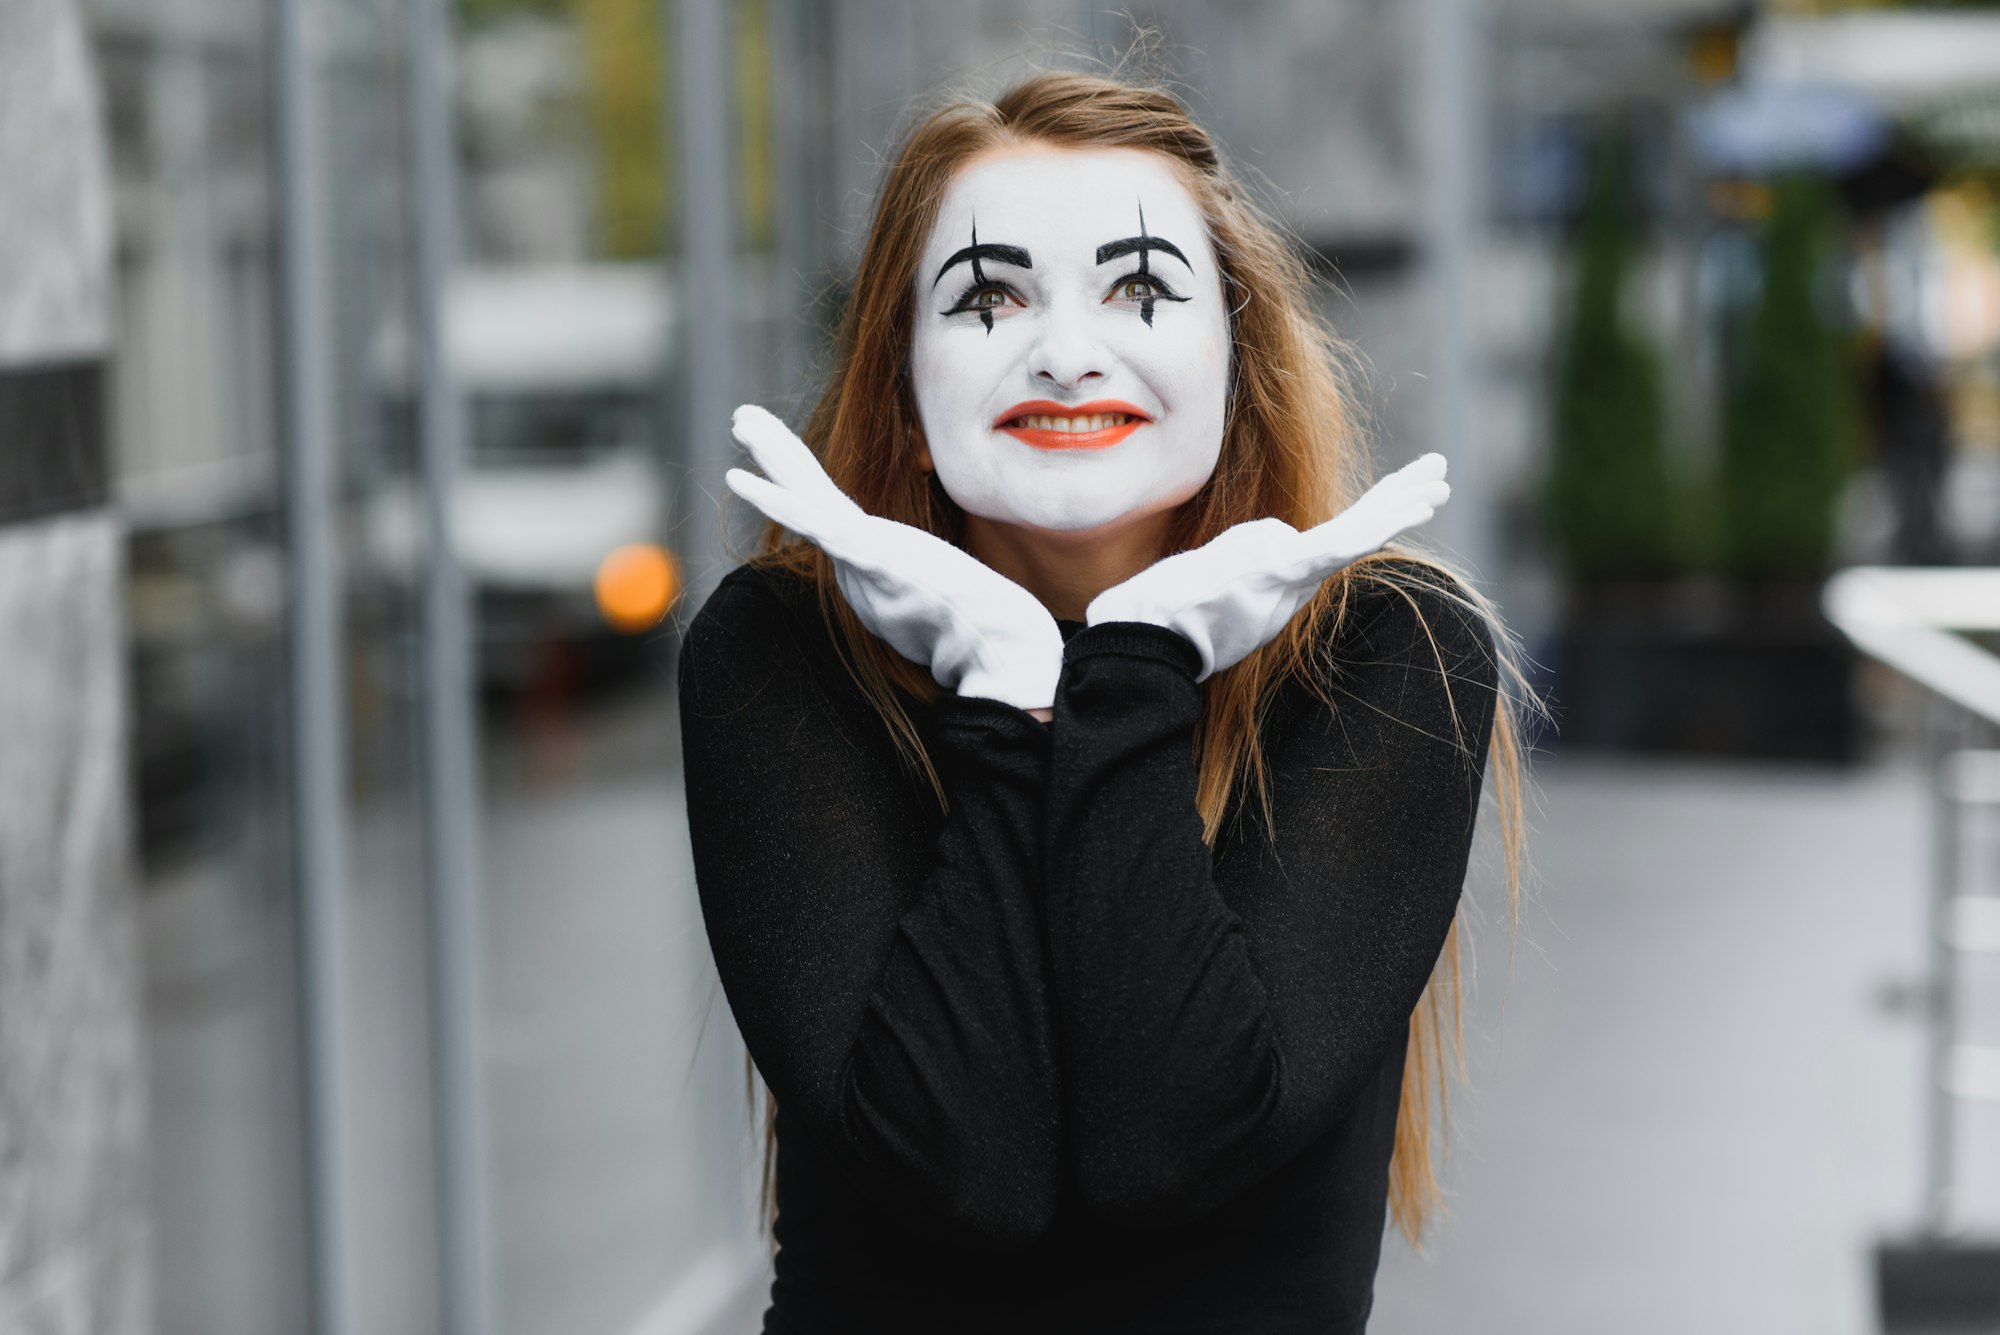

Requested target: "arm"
[
  {"left": 678, "top": 566, "right": 1062, "bottom": 1242},
  {"left": 1043, "top": 565, "right": 1498, "bottom": 1223}
]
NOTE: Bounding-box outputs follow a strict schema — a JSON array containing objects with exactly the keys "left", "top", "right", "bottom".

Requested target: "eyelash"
[
  {"left": 1107, "top": 272, "right": 1179, "bottom": 303},
  {"left": 939, "top": 272, "right": 1182, "bottom": 317},
  {"left": 941, "top": 280, "right": 1022, "bottom": 317}
]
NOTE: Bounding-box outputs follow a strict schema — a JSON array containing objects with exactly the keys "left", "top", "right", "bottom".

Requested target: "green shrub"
[
  {"left": 1718, "top": 174, "right": 1854, "bottom": 581},
  {"left": 1548, "top": 135, "right": 1677, "bottom": 584}
]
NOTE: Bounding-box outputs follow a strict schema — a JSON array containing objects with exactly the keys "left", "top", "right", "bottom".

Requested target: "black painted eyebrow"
[
  {"left": 932, "top": 242, "right": 1032, "bottom": 290},
  {"left": 1095, "top": 234, "right": 1192, "bottom": 272}
]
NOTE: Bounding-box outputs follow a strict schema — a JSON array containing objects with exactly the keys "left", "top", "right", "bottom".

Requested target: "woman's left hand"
[{"left": 1085, "top": 453, "right": 1450, "bottom": 679}]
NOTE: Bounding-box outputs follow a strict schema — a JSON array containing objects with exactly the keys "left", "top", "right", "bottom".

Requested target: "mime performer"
[{"left": 678, "top": 69, "right": 1531, "bottom": 1335}]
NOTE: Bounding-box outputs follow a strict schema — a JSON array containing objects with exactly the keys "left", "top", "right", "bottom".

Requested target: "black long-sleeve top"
[{"left": 677, "top": 556, "right": 1499, "bottom": 1334}]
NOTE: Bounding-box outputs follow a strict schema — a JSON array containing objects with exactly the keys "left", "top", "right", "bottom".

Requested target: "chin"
[{"left": 999, "top": 495, "right": 1169, "bottom": 538}]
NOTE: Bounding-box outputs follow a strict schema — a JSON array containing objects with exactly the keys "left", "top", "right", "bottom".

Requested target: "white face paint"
[{"left": 910, "top": 147, "right": 1232, "bottom": 534}]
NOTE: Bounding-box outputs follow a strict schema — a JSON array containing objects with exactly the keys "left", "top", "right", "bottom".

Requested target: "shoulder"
[
  {"left": 683, "top": 559, "right": 817, "bottom": 638},
  {"left": 1274, "top": 557, "right": 1502, "bottom": 765},
  {"left": 1322, "top": 556, "right": 1500, "bottom": 694},
  {"left": 676, "top": 560, "right": 829, "bottom": 708}
]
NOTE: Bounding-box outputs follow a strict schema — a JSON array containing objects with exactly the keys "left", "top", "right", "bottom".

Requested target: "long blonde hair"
[{"left": 738, "top": 68, "right": 1534, "bottom": 1247}]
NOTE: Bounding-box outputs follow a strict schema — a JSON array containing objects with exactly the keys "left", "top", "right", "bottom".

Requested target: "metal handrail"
[
  {"left": 1824, "top": 567, "right": 2000, "bottom": 727},
  {"left": 1824, "top": 565, "right": 2000, "bottom": 1238}
]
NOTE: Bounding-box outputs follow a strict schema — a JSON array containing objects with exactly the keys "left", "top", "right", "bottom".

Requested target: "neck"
[{"left": 964, "top": 509, "right": 1176, "bottom": 622}]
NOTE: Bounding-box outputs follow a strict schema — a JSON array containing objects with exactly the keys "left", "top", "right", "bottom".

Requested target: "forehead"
[{"left": 924, "top": 147, "right": 1209, "bottom": 263}]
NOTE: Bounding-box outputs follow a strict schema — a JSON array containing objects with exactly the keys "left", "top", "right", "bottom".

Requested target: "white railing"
[
  {"left": 1824, "top": 566, "right": 2000, "bottom": 1237},
  {"left": 1824, "top": 568, "right": 2000, "bottom": 726}
]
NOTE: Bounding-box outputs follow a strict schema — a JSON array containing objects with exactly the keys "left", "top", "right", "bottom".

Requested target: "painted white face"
[{"left": 910, "top": 147, "right": 1232, "bottom": 534}]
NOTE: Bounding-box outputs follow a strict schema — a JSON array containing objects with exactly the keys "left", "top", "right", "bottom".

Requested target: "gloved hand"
[
  {"left": 724, "top": 405, "right": 1065, "bottom": 712},
  {"left": 1085, "top": 453, "right": 1450, "bottom": 679}
]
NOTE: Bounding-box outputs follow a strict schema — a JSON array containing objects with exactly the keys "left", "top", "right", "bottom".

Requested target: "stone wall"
[
  {"left": 0, "top": 515, "right": 147, "bottom": 1334},
  {"left": 0, "top": 0, "right": 150, "bottom": 1330}
]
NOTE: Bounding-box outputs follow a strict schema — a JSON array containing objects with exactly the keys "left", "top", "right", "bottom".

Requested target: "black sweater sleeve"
[
  {"left": 677, "top": 566, "right": 1062, "bottom": 1243},
  {"left": 1044, "top": 564, "right": 1499, "bottom": 1225}
]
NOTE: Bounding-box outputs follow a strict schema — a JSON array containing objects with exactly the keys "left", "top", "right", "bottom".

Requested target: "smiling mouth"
[{"left": 994, "top": 400, "right": 1151, "bottom": 451}]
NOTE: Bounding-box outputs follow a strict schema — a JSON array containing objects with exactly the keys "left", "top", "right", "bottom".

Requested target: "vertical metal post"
[
  {"left": 769, "top": 0, "right": 817, "bottom": 408},
  {"left": 1417, "top": 0, "right": 1493, "bottom": 583},
  {"left": 1923, "top": 701, "right": 1963, "bottom": 1236},
  {"left": 403, "top": 1, "right": 493, "bottom": 1330},
  {"left": 675, "top": 0, "right": 740, "bottom": 605},
  {"left": 271, "top": 0, "right": 351, "bottom": 1330}
]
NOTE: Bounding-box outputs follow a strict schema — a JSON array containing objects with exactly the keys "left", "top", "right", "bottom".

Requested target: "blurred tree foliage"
[
  {"left": 1547, "top": 134, "right": 1677, "bottom": 583},
  {"left": 1718, "top": 174, "right": 1854, "bottom": 580},
  {"left": 459, "top": 0, "right": 565, "bottom": 18},
  {"left": 577, "top": 0, "right": 670, "bottom": 257},
  {"left": 454, "top": 0, "right": 668, "bottom": 256},
  {"left": 455, "top": 0, "right": 773, "bottom": 258}
]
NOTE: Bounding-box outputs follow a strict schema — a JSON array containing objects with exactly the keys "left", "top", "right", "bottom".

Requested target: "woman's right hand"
[{"left": 725, "top": 405, "right": 1065, "bottom": 713}]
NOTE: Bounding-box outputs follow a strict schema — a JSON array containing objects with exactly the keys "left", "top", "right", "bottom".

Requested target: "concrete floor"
[
  {"left": 671, "top": 750, "right": 1962, "bottom": 1335},
  {"left": 147, "top": 700, "right": 1987, "bottom": 1334},
  {"left": 143, "top": 686, "right": 766, "bottom": 1335},
  {"left": 1370, "top": 755, "right": 1943, "bottom": 1335}
]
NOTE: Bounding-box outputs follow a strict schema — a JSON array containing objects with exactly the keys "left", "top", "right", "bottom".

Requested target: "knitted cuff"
[{"left": 1062, "top": 621, "right": 1203, "bottom": 680}]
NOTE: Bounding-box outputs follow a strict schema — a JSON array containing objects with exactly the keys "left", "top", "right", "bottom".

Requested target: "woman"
[{"left": 678, "top": 69, "right": 1530, "bottom": 1334}]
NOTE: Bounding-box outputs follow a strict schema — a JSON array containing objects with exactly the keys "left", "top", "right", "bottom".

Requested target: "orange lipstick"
[{"left": 993, "top": 399, "right": 1151, "bottom": 451}]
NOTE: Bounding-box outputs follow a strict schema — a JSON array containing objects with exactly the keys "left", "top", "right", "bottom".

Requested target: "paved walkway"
[
  {"left": 1372, "top": 755, "right": 1939, "bottom": 1335},
  {"left": 146, "top": 723, "right": 1964, "bottom": 1334}
]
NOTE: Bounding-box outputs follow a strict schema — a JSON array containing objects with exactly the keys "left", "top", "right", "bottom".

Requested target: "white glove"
[
  {"left": 1085, "top": 453, "right": 1450, "bottom": 679},
  {"left": 723, "top": 405, "right": 1065, "bottom": 712}
]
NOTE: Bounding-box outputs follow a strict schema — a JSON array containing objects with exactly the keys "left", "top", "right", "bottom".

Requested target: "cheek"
[
  {"left": 914, "top": 328, "right": 1000, "bottom": 414},
  {"left": 1126, "top": 322, "right": 1231, "bottom": 421}
]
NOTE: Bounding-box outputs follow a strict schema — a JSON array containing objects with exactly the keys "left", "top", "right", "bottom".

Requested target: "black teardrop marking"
[
  {"left": 1136, "top": 200, "right": 1156, "bottom": 327},
  {"left": 970, "top": 219, "right": 993, "bottom": 334}
]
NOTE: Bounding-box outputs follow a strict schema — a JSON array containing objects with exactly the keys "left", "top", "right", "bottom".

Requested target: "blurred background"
[{"left": 4, "top": 0, "right": 2000, "bottom": 1331}]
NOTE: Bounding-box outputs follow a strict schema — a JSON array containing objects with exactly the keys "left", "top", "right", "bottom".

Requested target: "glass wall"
[
  {"left": 451, "top": 2, "right": 757, "bottom": 1329},
  {"left": 93, "top": 0, "right": 763, "bottom": 1328},
  {"left": 91, "top": 0, "right": 314, "bottom": 1327}
]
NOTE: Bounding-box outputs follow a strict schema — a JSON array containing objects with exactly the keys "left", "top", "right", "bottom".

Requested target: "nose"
[{"left": 1025, "top": 307, "right": 1107, "bottom": 392}]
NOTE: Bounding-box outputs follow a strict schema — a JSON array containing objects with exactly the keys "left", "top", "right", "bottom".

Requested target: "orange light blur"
[{"left": 594, "top": 543, "right": 681, "bottom": 634}]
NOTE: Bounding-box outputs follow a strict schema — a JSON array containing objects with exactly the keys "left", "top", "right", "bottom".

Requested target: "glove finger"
[
  {"left": 730, "top": 405, "right": 863, "bottom": 516},
  {"left": 1388, "top": 452, "right": 1448, "bottom": 486},
  {"left": 724, "top": 468, "right": 861, "bottom": 561},
  {"left": 1320, "top": 455, "right": 1451, "bottom": 541},
  {"left": 1345, "top": 456, "right": 1448, "bottom": 521},
  {"left": 1293, "top": 499, "right": 1440, "bottom": 576}
]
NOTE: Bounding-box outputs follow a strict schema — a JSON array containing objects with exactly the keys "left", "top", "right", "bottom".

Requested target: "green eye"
[
  {"left": 943, "top": 282, "right": 1017, "bottom": 318},
  {"left": 1116, "top": 277, "right": 1160, "bottom": 300}
]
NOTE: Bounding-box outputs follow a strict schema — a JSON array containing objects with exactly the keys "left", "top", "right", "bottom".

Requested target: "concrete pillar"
[{"left": 0, "top": 0, "right": 150, "bottom": 1331}]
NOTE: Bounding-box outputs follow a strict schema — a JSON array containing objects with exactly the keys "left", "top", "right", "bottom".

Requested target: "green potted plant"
[
  {"left": 1719, "top": 173, "right": 1855, "bottom": 584},
  {"left": 1548, "top": 136, "right": 1677, "bottom": 587},
  {"left": 1548, "top": 152, "right": 1859, "bottom": 761}
]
